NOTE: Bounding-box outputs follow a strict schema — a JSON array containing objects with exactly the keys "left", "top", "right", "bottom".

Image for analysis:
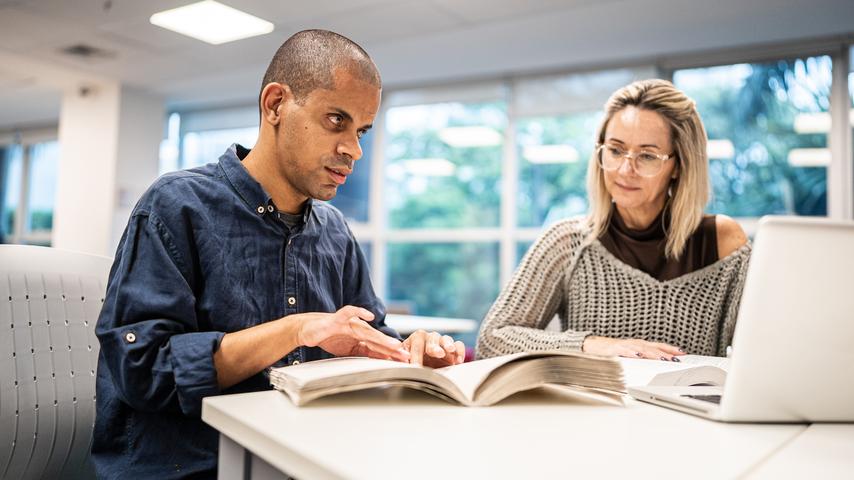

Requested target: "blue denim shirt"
[{"left": 92, "top": 144, "right": 396, "bottom": 479}]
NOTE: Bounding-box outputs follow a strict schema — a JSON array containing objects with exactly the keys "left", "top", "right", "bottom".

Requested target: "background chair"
[{"left": 0, "top": 245, "right": 112, "bottom": 480}]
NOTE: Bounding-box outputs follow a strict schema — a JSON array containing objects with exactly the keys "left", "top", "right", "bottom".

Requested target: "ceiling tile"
[
  {"left": 304, "top": 0, "right": 467, "bottom": 46},
  {"left": 430, "top": 0, "right": 601, "bottom": 23}
]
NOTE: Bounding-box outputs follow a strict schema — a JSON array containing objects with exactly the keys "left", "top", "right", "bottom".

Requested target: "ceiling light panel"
[{"left": 150, "top": 1, "right": 274, "bottom": 45}]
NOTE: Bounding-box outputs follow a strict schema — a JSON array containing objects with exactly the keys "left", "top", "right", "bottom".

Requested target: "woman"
[{"left": 477, "top": 79, "right": 749, "bottom": 361}]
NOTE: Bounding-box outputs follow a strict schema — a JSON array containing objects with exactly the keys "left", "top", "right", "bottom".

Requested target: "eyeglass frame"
[{"left": 595, "top": 142, "right": 675, "bottom": 178}]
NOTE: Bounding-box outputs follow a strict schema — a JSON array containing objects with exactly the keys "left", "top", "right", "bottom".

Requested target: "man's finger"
[
  {"left": 441, "top": 335, "right": 455, "bottom": 354},
  {"left": 339, "top": 305, "right": 375, "bottom": 322},
  {"left": 426, "top": 331, "right": 445, "bottom": 358},
  {"left": 454, "top": 340, "right": 466, "bottom": 364},
  {"left": 348, "top": 318, "right": 408, "bottom": 360},
  {"left": 408, "top": 331, "right": 425, "bottom": 366}
]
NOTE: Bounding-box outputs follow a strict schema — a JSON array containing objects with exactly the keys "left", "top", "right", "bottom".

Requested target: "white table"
[
  {"left": 202, "top": 388, "right": 807, "bottom": 480},
  {"left": 384, "top": 314, "right": 477, "bottom": 336},
  {"left": 746, "top": 424, "right": 854, "bottom": 478}
]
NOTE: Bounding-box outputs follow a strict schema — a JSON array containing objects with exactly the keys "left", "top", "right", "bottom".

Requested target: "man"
[{"left": 92, "top": 30, "right": 465, "bottom": 479}]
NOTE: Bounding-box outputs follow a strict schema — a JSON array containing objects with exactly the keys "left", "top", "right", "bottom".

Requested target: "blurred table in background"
[{"left": 384, "top": 313, "right": 477, "bottom": 336}]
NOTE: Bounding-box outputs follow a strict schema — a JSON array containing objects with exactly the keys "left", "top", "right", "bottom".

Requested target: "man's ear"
[{"left": 260, "top": 82, "right": 292, "bottom": 127}]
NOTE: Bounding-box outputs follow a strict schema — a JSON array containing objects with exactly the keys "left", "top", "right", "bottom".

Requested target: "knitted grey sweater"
[{"left": 476, "top": 218, "right": 751, "bottom": 359}]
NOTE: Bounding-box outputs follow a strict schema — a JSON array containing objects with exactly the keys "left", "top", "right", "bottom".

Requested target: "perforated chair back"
[{"left": 0, "top": 245, "right": 112, "bottom": 480}]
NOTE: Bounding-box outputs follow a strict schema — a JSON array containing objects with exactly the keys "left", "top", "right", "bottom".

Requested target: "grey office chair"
[{"left": 0, "top": 245, "right": 112, "bottom": 480}]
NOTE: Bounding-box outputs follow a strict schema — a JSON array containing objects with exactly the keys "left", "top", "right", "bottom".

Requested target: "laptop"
[{"left": 629, "top": 216, "right": 854, "bottom": 422}]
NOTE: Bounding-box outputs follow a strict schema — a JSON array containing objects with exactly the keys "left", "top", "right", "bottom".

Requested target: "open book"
[
  {"left": 270, "top": 350, "right": 626, "bottom": 406},
  {"left": 620, "top": 355, "right": 730, "bottom": 388}
]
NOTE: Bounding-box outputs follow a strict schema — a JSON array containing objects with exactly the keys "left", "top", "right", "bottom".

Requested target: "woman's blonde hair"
[{"left": 586, "top": 79, "right": 710, "bottom": 259}]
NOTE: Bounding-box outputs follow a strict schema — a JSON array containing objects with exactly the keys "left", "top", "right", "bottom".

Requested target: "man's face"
[{"left": 276, "top": 68, "right": 381, "bottom": 202}]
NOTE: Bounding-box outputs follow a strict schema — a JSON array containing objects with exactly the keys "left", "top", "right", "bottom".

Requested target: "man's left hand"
[{"left": 402, "top": 330, "right": 465, "bottom": 367}]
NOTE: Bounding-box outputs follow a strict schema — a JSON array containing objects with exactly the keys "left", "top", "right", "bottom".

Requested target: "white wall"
[
  {"left": 112, "top": 88, "right": 166, "bottom": 250},
  {"left": 52, "top": 82, "right": 163, "bottom": 257}
]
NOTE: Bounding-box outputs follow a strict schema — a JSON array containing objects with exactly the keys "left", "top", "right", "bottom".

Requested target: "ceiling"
[{"left": 0, "top": 0, "right": 853, "bottom": 130}]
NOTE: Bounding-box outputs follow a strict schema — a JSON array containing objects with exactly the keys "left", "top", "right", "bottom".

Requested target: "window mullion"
[
  {"left": 500, "top": 82, "right": 518, "bottom": 288},
  {"left": 370, "top": 104, "right": 388, "bottom": 300},
  {"left": 829, "top": 44, "right": 853, "bottom": 220}
]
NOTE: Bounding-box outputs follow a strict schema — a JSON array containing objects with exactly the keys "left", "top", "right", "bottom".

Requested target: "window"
[
  {"left": 386, "top": 242, "right": 499, "bottom": 346},
  {"left": 380, "top": 86, "right": 508, "bottom": 334},
  {"left": 164, "top": 109, "right": 373, "bottom": 224},
  {"left": 516, "top": 113, "right": 599, "bottom": 227},
  {"left": 157, "top": 44, "right": 854, "bottom": 345},
  {"left": 182, "top": 127, "right": 259, "bottom": 169},
  {"left": 514, "top": 68, "right": 655, "bottom": 228},
  {"left": 384, "top": 101, "right": 505, "bottom": 228},
  {"left": 0, "top": 139, "right": 59, "bottom": 245},
  {"left": 849, "top": 45, "right": 854, "bottom": 218},
  {"left": 1, "top": 145, "right": 22, "bottom": 242},
  {"left": 673, "top": 56, "right": 833, "bottom": 217}
]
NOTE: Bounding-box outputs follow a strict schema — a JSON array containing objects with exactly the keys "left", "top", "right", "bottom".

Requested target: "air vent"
[{"left": 59, "top": 44, "right": 116, "bottom": 60}]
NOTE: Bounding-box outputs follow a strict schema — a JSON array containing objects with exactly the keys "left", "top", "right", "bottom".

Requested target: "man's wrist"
[{"left": 285, "top": 314, "right": 307, "bottom": 347}]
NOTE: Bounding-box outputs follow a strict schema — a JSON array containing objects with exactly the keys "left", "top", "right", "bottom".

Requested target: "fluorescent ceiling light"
[
  {"left": 438, "top": 126, "right": 502, "bottom": 148},
  {"left": 787, "top": 148, "right": 830, "bottom": 167},
  {"left": 523, "top": 144, "right": 579, "bottom": 164},
  {"left": 793, "top": 110, "right": 854, "bottom": 134},
  {"left": 150, "top": 1, "right": 274, "bottom": 45},
  {"left": 793, "top": 112, "right": 832, "bottom": 134},
  {"left": 707, "top": 139, "right": 735, "bottom": 159},
  {"left": 400, "top": 158, "right": 456, "bottom": 177}
]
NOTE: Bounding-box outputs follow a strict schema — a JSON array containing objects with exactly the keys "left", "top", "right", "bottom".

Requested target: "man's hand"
[
  {"left": 402, "top": 330, "right": 465, "bottom": 367},
  {"left": 297, "top": 306, "right": 410, "bottom": 362},
  {"left": 582, "top": 335, "right": 685, "bottom": 361}
]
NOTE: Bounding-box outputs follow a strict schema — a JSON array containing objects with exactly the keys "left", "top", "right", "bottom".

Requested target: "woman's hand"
[{"left": 582, "top": 335, "right": 685, "bottom": 361}]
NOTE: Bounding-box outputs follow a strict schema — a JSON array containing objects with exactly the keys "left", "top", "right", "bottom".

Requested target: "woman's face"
[{"left": 601, "top": 106, "right": 677, "bottom": 218}]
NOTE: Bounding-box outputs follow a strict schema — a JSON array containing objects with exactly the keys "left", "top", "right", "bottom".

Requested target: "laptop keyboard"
[{"left": 682, "top": 394, "right": 722, "bottom": 404}]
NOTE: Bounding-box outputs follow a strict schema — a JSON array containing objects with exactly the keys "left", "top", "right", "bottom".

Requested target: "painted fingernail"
[
  {"left": 672, "top": 357, "right": 681, "bottom": 362},
  {"left": 660, "top": 356, "right": 668, "bottom": 361},
  {"left": 635, "top": 352, "right": 643, "bottom": 357},
  {"left": 678, "top": 348, "right": 685, "bottom": 353}
]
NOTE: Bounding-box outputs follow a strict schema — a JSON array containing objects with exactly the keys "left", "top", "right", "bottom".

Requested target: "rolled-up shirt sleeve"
[{"left": 96, "top": 210, "right": 222, "bottom": 418}]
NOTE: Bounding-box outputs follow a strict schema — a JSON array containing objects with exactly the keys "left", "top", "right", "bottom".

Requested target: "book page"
[
  {"left": 619, "top": 355, "right": 729, "bottom": 387},
  {"left": 432, "top": 352, "right": 530, "bottom": 401},
  {"left": 274, "top": 357, "right": 420, "bottom": 389}
]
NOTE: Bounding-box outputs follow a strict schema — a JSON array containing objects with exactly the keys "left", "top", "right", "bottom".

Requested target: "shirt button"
[
  {"left": 125, "top": 332, "right": 137, "bottom": 343},
  {"left": 292, "top": 360, "right": 300, "bottom": 366},
  {"left": 267, "top": 205, "right": 274, "bottom": 213},
  {"left": 256, "top": 206, "right": 265, "bottom": 214},
  {"left": 287, "top": 297, "right": 296, "bottom": 306}
]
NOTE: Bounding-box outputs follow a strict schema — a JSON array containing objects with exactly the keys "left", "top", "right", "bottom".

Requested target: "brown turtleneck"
[{"left": 598, "top": 207, "right": 718, "bottom": 281}]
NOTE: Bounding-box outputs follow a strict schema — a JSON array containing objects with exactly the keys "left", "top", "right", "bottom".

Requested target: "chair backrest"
[{"left": 0, "top": 245, "right": 112, "bottom": 480}]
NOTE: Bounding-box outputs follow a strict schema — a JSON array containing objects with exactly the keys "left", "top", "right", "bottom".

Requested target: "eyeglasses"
[{"left": 596, "top": 142, "right": 674, "bottom": 178}]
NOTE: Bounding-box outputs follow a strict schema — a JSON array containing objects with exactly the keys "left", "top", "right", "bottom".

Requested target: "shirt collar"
[{"left": 218, "top": 143, "right": 315, "bottom": 222}]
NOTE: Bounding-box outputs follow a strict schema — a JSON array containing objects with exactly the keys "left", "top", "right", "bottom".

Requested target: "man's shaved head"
[{"left": 261, "top": 29, "right": 381, "bottom": 105}]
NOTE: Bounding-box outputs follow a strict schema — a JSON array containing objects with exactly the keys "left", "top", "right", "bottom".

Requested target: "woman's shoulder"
[
  {"left": 714, "top": 214, "right": 749, "bottom": 260},
  {"left": 538, "top": 216, "right": 592, "bottom": 245}
]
